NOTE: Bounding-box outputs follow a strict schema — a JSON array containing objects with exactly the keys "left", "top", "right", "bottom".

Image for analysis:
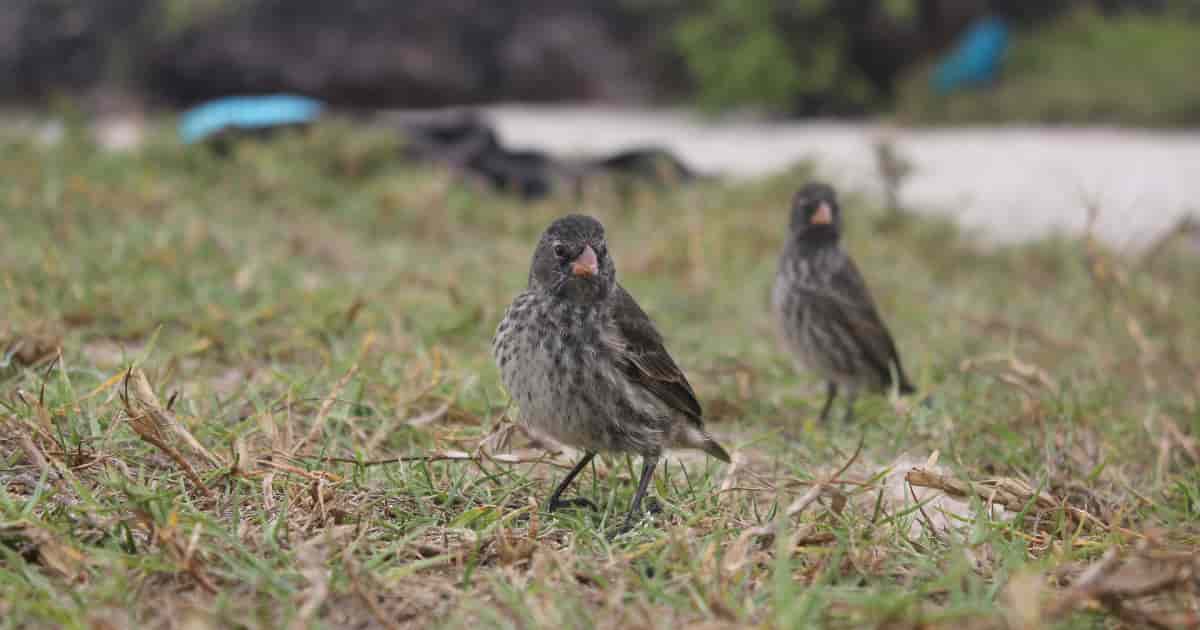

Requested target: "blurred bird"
[
  {"left": 493, "top": 215, "right": 730, "bottom": 532},
  {"left": 772, "top": 183, "right": 915, "bottom": 422}
]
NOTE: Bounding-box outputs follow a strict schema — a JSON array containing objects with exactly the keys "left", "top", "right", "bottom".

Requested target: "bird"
[
  {"left": 772, "top": 182, "right": 915, "bottom": 423},
  {"left": 492, "top": 214, "right": 730, "bottom": 532}
]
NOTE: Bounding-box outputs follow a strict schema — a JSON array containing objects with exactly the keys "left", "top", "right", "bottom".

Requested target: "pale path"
[{"left": 486, "top": 105, "right": 1200, "bottom": 249}]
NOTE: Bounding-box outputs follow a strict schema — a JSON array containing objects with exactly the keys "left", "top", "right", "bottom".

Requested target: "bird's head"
[
  {"left": 788, "top": 182, "right": 842, "bottom": 244},
  {"left": 529, "top": 214, "right": 615, "bottom": 303}
]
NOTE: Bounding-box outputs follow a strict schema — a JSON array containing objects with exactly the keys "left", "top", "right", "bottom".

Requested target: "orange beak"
[
  {"left": 570, "top": 244, "right": 599, "bottom": 277},
  {"left": 810, "top": 202, "right": 833, "bottom": 225}
]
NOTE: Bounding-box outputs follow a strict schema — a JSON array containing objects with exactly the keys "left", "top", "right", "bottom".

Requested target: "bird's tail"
[
  {"left": 701, "top": 432, "right": 732, "bottom": 464},
  {"left": 891, "top": 358, "right": 916, "bottom": 396},
  {"left": 679, "top": 425, "right": 731, "bottom": 463}
]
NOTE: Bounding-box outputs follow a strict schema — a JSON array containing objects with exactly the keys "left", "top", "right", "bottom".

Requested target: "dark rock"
[
  {"left": 379, "top": 109, "right": 703, "bottom": 201},
  {"left": 582, "top": 147, "right": 700, "bottom": 185}
]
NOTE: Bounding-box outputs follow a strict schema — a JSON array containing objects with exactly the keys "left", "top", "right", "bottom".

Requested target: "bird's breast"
[{"left": 493, "top": 295, "right": 664, "bottom": 453}]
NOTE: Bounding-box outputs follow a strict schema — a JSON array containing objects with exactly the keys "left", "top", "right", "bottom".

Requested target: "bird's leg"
[
  {"left": 547, "top": 451, "right": 598, "bottom": 512},
  {"left": 818, "top": 381, "right": 839, "bottom": 422},
  {"left": 842, "top": 389, "right": 859, "bottom": 423},
  {"left": 618, "top": 456, "right": 659, "bottom": 533}
]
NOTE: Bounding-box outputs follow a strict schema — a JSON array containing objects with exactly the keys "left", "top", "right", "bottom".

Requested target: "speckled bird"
[
  {"left": 493, "top": 214, "right": 730, "bottom": 531},
  {"left": 772, "top": 182, "right": 915, "bottom": 422}
]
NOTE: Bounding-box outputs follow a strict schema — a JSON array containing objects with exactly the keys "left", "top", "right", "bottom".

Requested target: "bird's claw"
[{"left": 607, "top": 497, "right": 660, "bottom": 539}]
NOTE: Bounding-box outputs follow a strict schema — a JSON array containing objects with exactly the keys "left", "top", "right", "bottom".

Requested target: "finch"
[
  {"left": 493, "top": 214, "right": 729, "bottom": 531},
  {"left": 772, "top": 182, "right": 915, "bottom": 422}
]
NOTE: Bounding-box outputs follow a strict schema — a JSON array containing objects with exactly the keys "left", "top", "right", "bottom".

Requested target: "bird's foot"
[
  {"left": 606, "top": 497, "right": 660, "bottom": 540},
  {"left": 607, "top": 519, "right": 638, "bottom": 540},
  {"left": 547, "top": 496, "right": 598, "bottom": 513}
]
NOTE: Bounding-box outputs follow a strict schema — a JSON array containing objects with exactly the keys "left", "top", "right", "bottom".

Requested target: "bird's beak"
[
  {"left": 811, "top": 202, "right": 833, "bottom": 225},
  {"left": 570, "top": 244, "right": 599, "bottom": 277}
]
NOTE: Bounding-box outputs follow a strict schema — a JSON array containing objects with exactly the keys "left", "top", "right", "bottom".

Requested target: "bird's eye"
[{"left": 552, "top": 243, "right": 568, "bottom": 258}]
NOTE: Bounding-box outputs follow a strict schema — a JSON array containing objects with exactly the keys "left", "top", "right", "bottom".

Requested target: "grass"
[
  {"left": 1, "top": 120, "right": 1199, "bottom": 629},
  {"left": 895, "top": 10, "right": 1200, "bottom": 128}
]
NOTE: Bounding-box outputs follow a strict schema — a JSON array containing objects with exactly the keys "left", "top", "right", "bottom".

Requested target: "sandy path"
[{"left": 486, "top": 105, "right": 1200, "bottom": 249}]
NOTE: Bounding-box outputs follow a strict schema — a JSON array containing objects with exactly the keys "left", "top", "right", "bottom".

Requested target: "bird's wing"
[
  {"left": 604, "top": 285, "right": 703, "bottom": 422},
  {"left": 812, "top": 257, "right": 909, "bottom": 389}
]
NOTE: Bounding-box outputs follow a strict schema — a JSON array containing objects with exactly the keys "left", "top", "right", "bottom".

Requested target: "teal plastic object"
[
  {"left": 179, "top": 94, "right": 324, "bottom": 144},
  {"left": 933, "top": 17, "right": 1010, "bottom": 95}
]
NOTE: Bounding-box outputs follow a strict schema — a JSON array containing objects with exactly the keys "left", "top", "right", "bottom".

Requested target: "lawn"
[{"left": 1, "top": 122, "right": 1198, "bottom": 629}]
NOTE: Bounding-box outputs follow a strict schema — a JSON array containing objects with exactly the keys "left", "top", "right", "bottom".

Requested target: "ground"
[
  {"left": 1, "top": 122, "right": 1198, "bottom": 629},
  {"left": 483, "top": 105, "right": 1200, "bottom": 248}
]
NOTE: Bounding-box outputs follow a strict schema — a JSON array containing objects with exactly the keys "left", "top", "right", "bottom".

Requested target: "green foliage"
[
  {"left": 669, "top": 0, "right": 895, "bottom": 114},
  {"left": 673, "top": 0, "right": 806, "bottom": 112},
  {"left": 153, "top": 0, "right": 238, "bottom": 38},
  {"left": 896, "top": 10, "right": 1200, "bottom": 127},
  {"left": 882, "top": 0, "right": 918, "bottom": 20}
]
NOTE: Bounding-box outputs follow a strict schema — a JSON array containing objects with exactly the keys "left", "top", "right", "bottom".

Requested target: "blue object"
[
  {"left": 179, "top": 94, "right": 324, "bottom": 144},
  {"left": 932, "top": 17, "right": 1010, "bottom": 95}
]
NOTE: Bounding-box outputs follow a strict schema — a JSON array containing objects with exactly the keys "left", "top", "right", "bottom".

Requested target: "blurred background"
[
  {"left": 3, "top": 0, "right": 1199, "bottom": 245},
  {"left": 4, "top": 0, "right": 1199, "bottom": 122}
]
